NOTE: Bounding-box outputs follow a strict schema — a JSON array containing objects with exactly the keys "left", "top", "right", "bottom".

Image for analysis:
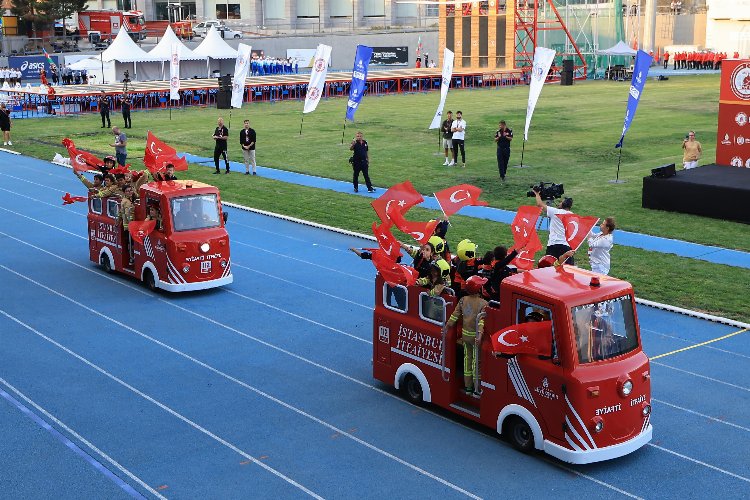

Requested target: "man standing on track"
[
  {"left": 350, "top": 131, "right": 374, "bottom": 193},
  {"left": 451, "top": 110, "right": 467, "bottom": 168},
  {"left": 213, "top": 117, "right": 230, "bottom": 174}
]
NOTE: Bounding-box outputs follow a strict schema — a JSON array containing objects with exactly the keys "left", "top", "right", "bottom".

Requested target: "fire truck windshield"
[
  {"left": 171, "top": 194, "right": 221, "bottom": 232},
  {"left": 129, "top": 16, "right": 145, "bottom": 26},
  {"left": 571, "top": 295, "right": 639, "bottom": 364}
]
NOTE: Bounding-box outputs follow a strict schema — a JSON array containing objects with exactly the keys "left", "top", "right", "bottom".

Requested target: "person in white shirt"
[
  {"left": 588, "top": 217, "right": 615, "bottom": 275},
  {"left": 451, "top": 110, "right": 467, "bottom": 168},
  {"left": 534, "top": 189, "right": 575, "bottom": 265}
]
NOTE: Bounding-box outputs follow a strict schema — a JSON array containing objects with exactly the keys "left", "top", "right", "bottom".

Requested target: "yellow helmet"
[
  {"left": 428, "top": 235, "right": 445, "bottom": 255},
  {"left": 456, "top": 239, "right": 477, "bottom": 261},
  {"left": 431, "top": 258, "right": 451, "bottom": 279}
]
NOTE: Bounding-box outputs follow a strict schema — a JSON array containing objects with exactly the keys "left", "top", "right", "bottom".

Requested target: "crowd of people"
[
  {"left": 250, "top": 56, "right": 299, "bottom": 77},
  {"left": 663, "top": 50, "right": 738, "bottom": 70},
  {"left": 53, "top": 64, "right": 90, "bottom": 85},
  {"left": 0, "top": 67, "right": 23, "bottom": 87}
]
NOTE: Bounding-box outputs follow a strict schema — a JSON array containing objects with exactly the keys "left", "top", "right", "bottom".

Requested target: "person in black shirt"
[
  {"left": 121, "top": 93, "right": 132, "bottom": 129},
  {"left": 349, "top": 131, "right": 374, "bottom": 193},
  {"left": 240, "top": 119, "right": 257, "bottom": 175},
  {"left": 153, "top": 163, "right": 177, "bottom": 181},
  {"left": 98, "top": 91, "right": 111, "bottom": 128},
  {"left": 441, "top": 111, "right": 453, "bottom": 165},
  {"left": 212, "top": 117, "right": 230, "bottom": 174},
  {"left": 494, "top": 120, "right": 513, "bottom": 182}
]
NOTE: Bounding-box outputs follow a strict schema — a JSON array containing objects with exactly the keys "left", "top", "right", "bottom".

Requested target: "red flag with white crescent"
[
  {"left": 371, "top": 249, "right": 418, "bottom": 286},
  {"left": 144, "top": 131, "right": 188, "bottom": 173},
  {"left": 372, "top": 221, "right": 402, "bottom": 261},
  {"left": 433, "top": 184, "right": 488, "bottom": 217},
  {"left": 386, "top": 203, "right": 438, "bottom": 245},
  {"left": 512, "top": 234, "right": 543, "bottom": 271},
  {"left": 559, "top": 214, "right": 599, "bottom": 251},
  {"left": 128, "top": 220, "right": 157, "bottom": 245},
  {"left": 62, "top": 138, "right": 102, "bottom": 173},
  {"left": 371, "top": 180, "right": 424, "bottom": 224},
  {"left": 509, "top": 205, "right": 543, "bottom": 270},
  {"left": 490, "top": 321, "right": 553, "bottom": 357},
  {"left": 61, "top": 192, "right": 87, "bottom": 205}
]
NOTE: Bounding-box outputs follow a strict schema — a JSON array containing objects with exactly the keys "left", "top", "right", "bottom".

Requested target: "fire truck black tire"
[
  {"left": 143, "top": 268, "right": 157, "bottom": 292},
  {"left": 402, "top": 374, "right": 424, "bottom": 405},
  {"left": 506, "top": 416, "right": 535, "bottom": 453},
  {"left": 100, "top": 253, "right": 112, "bottom": 273}
]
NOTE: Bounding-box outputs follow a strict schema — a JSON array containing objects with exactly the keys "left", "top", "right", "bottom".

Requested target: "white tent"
[
  {"left": 67, "top": 55, "right": 116, "bottom": 85},
  {"left": 101, "top": 27, "right": 160, "bottom": 81},
  {"left": 596, "top": 41, "right": 638, "bottom": 56},
  {"left": 147, "top": 26, "right": 207, "bottom": 79},
  {"left": 193, "top": 26, "right": 238, "bottom": 76}
]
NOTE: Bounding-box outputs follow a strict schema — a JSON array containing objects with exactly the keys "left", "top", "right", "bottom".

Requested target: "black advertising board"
[{"left": 371, "top": 47, "right": 408, "bottom": 66}]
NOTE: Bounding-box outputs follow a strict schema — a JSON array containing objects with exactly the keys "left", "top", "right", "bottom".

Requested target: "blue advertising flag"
[
  {"left": 616, "top": 50, "right": 653, "bottom": 148},
  {"left": 346, "top": 45, "right": 373, "bottom": 122}
]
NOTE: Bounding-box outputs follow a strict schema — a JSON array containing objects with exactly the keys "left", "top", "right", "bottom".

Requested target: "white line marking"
[
  {"left": 550, "top": 463, "right": 645, "bottom": 500},
  {"left": 641, "top": 327, "right": 750, "bottom": 360},
  {"left": 0, "top": 171, "right": 67, "bottom": 192},
  {"left": 0, "top": 205, "right": 87, "bottom": 239},
  {"left": 0, "top": 186, "right": 87, "bottom": 217},
  {"left": 0, "top": 373, "right": 166, "bottom": 499},
  {"left": 0, "top": 301, "right": 323, "bottom": 499},
  {"left": 232, "top": 262, "right": 372, "bottom": 309},
  {"left": 0, "top": 267, "right": 482, "bottom": 500},
  {"left": 647, "top": 443, "right": 750, "bottom": 484},
  {"left": 651, "top": 361, "right": 750, "bottom": 393},
  {"left": 651, "top": 398, "right": 750, "bottom": 433},
  {"left": 223, "top": 288, "right": 372, "bottom": 344},
  {"left": 228, "top": 219, "right": 351, "bottom": 253}
]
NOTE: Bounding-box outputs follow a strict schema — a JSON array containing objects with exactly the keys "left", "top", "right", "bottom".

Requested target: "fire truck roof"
[
  {"left": 142, "top": 180, "right": 218, "bottom": 197},
  {"left": 505, "top": 266, "right": 634, "bottom": 306}
]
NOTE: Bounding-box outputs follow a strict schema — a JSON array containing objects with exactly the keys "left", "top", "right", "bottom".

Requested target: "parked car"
[{"left": 192, "top": 20, "right": 226, "bottom": 37}]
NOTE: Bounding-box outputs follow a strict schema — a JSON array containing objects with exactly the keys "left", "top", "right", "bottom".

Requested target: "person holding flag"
[
  {"left": 587, "top": 217, "right": 616, "bottom": 275},
  {"left": 533, "top": 189, "right": 575, "bottom": 265}
]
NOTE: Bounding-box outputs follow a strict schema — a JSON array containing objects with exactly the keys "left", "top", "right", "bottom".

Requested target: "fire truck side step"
[{"left": 449, "top": 402, "right": 480, "bottom": 418}]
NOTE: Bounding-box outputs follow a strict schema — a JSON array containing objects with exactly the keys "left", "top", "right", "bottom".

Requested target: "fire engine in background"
[
  {"left": 373, "top": 266, "right": 652, "bottom": 464},
  {"left": 78, "top": 10, "right": 147, "bottom": 41},
  {"left": 88, "top": 180, "right": 233, "bottom": 292}
]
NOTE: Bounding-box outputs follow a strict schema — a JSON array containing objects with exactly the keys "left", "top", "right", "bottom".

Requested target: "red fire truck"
[
  {"left": 88, "top": 180, "right": 233, "bottom": 292},
  {"left": 78, "top": 10, "right": 147, "bottom": 41},
  {"left": 373, "top": 266, "right": 652, "bottom": 464}
]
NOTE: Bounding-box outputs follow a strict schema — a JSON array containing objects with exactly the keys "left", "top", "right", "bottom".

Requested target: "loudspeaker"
[
  {"left": 218, "top": 75, "right": 231, "bottom": 91},
  {"left": 216, "top": 91, "right": 231, "bottom": 109},
  {"left": 651, "top": 163, "right": 676, "bottom": 178},
  {"left": 562, "top": 59, "right": 574, "bottom": 72},
  {"left": 560, "top": 71, "right": 573, "bottom": 86}
]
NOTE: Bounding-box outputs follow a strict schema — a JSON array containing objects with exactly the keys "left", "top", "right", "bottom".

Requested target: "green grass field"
[{"left": 11, "top": 73, "right": 750, "bottom": 321}]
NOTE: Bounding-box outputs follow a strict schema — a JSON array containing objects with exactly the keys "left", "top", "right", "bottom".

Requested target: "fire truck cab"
[
  {"left": 88, "top": 180, "right": 232, "bottom": 292},
  {"left": 373, "top": 266, "right": 652, "bottom": 464},
  {"left": 78, "top": 10, "right": 147, "bottom": 41}
]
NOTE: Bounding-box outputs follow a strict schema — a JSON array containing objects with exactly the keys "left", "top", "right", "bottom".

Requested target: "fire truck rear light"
[
  {"left": 642, "top": 404, "right": 651, "bottom": 416},
  {"left": 592, "top": 416, "right": 604, "bottom": 433},
  {"left": 587, "top": 386, "right": 600, "bottom": 397},
  {"left": 220, "top": 259, "right": 227, "bottom": 268},
  {"left": 182, "top": 265, "right": 190, "bottom": 273},
  {"left": 200, "top": 243, "right": 210, "bottom": 253},
  {"left": 621, "top": 379, "right": 633, "bottom": 396}
]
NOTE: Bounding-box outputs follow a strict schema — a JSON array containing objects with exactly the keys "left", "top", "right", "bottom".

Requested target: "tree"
[{"left": 11, "top": 0, "right": 88, "bottom": 38}]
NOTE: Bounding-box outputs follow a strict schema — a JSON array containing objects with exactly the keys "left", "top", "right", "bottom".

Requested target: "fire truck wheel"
[
  {"left": 402, "top": 374, "right": 424, "bottom": 405},
  {"left": 100, "top": 253, "right": 113, "bottom": 273},
  {"left": 506, "top": 416, "right": 535, "bottom": 453},
  {"left": 143, "top": 268, "right": 157, "bottom": 292}
]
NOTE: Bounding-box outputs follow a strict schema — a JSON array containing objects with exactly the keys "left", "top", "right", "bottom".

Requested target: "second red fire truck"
[{"left": 78, "top": 10, "right": 147, "bottom": 41}]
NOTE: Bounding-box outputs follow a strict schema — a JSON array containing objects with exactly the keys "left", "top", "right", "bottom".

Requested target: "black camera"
[{"left": 527, "top": 182, "right": 564, "bottom": 200}]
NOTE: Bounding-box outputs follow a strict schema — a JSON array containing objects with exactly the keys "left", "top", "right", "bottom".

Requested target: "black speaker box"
[
  {"left": 216, "top": 91, "right": 231, "bottom": 109},
  {"left": 651, "top": 163, "right": 676, "bottom": 178},
  {"left": 562, "top": 59, "right": 574, "bottom": 72},
  {"left": 560, "top": 71, "right": 573, "bottom": 86}
]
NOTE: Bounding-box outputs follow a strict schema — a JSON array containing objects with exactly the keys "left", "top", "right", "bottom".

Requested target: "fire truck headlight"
[
  {"left": 200, "top": 243, "right": 210, "bottom": 253},
  {"left": 591, "top": 416, "right": 604, "bottom": 433},
  {"left": 220, "top": 259, "right": 227, "bottom": 268},
  {"left": 621, "top": 379, "right": 633, "bottom": 396},
  {"left": 642, "top": 404, "right": 651, "bottom": 417},
  {"left": 182, "top": 264, "right": 190, "bottom": 274}
]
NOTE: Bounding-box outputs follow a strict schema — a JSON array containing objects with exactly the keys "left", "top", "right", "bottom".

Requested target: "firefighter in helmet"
[
  {"left": 453, "top": 238, "right": 480, "bottom": 297},
  {"left": 445, "top": 275, "right": 488, "bottom": 395}
]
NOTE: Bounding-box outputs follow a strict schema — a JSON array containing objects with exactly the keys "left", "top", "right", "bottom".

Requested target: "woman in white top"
[{"left": 588, "top": 217, "right": 616, "bottom": 275}]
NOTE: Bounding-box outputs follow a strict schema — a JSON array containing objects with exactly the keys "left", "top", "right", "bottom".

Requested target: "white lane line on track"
[
  {"left": 0, "top": 266, "right": 482, "bottom": 500},
  {"left": 0, "top": 231, "right": 708, "bottom": 498},
  {"left": 0, "top": 291, "right": 324, "bottom": 500},
  {"left": 231, "top": 263, "right": 372, "bottom": 310},
  {"left": 0, "top": 232, "right": 646, "bottom": 500},
  {"left": 228, "top": 219, "right": 352, "bottom": 253},
  {"left": 651, "top": 399, "right": 750, "bottom": 433},
  {"left": 0, "top": 205, "right": 86, "bottom": 240},
  {"left": 233, "top": 239, "right": 372, "bottom": 282},
  {"left": 651, "top": 361, "right": 750, "bottom": 393},
  {"left": 0, "top": 172, "right": 68, "bottom": 192},
  {"left": 647, "top": 443, "right": 750, "bottom": 484},
  {"left": 223, "top": 288, "right": 372, "bottom": 344},
  {"left": 641, "top": 327, "right": 750, "bottom": 360},
  {"left": 0, "top": 186, "right": 87, "bottom": 218},
  {"left": 0, "top": 375, "right": 165, "bottom": 500}
]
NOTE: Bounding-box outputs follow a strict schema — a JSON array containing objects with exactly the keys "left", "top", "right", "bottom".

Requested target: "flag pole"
[
  {"left": 516, "top": 139, "right": 528, "bottom": 168},
  {"left": 341, "top": 118, "right": 346, "bottom": 144},
  {"left": 433, "top": 193, "right": 448, "bottom": 219},
  {"left": 299, "top": 114, "right": 304, "bottom": 135},
  {"left": 610, "top": 146, "right": 627, "bottom": 184},
  {"left": 228, "top": 109, "right": 232, "bottom": 131}
]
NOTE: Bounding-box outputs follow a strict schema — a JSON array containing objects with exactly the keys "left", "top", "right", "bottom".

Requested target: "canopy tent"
[
  {"left": 147, "top": 26, "right": 208, "bottom": 79},
  {"left": 596, "top": 41, "right": 638, "bottom": 56},
  {"left": 192, "top": 26, "right": 238, "bottom": 76},
  {"left": 101, "top": 27, "right": 161, "bottom": 81},
  {"left": 67, "top": 55, "right": 116, "bottom": 85}
]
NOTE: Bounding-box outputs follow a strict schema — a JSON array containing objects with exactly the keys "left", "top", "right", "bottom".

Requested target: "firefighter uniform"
[{"left": 446, "top": 291, "right": 488, "bottom": 394}]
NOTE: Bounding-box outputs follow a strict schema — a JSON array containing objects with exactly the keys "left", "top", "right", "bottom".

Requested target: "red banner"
[
  {"left": 433, "top": 184, "right": 488, "bottom": 217},
  {"left": 717, "top": 59, "right": 750, "bottom": 167}
]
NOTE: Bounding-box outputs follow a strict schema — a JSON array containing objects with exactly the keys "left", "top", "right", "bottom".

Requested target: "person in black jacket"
[
  {"left": 483, "top": 244, "right": 523, "bottom": 301},
  {"left": 212, "top": 117, "right": 230, "bottom": 174},
  {"left": 240, "top": 119, "right": 257, "bottom": 175},
  {"left": 121, "top": 93, "right": 132, "bottom": 129},
  {"left": 98, "top": 91, "right": 111, "bottom": 128},
  {"left": 349, "top": 131, "right": 374, "bottom": 193}
]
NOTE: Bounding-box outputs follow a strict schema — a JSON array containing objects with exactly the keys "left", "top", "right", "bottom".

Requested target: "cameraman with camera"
[{"left": 533, "top": 185, "right": 575, "bottom": 265}]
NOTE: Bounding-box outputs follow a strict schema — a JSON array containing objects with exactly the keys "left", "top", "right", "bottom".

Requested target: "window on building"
[
  {"left": 216, "top": 4, "right": 241, "bottom": 19},
  {"left": 396, "top": 3, "right": 417, "bottom": 18},
  {"left": 363, "top": 0, "right": 385, "bottom": 17},
  {"left": 426, "top": 4, "right": 438, "bottom": 17},
  {"left": 329, "top": 0, "right": 353, "bottom": 17},
  {"left": 266, "top": 0, "right": 286, "bottom": 19},
  {"left": 297, "top": 0, "right": 320, "bottom": 17}
]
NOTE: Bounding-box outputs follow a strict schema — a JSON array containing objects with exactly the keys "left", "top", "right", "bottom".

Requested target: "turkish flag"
[
  {"left": 512, "top": 234, "right": 543, "bottom": 271},
  {"left": 434, "top": 184, "right": 488, "bottom": 217},
  {"left": 62, "top": 138, "right": 102, "bottom": 173},
  {"left": 509, "top": 205, "right": 543, "bottom": 270},
  {"left": 144, "top": 131, "right": 188, "bottom": 173},
  {"left": 371, "top": 180, "right": 424, "bottom": 224},
  {"left": 490, "top": 321, "right": 553, "bottom": 357},
  {"left": 387, "top": 204, "right": 438, "bottom": 244},
  {"left": 372, "top": 221, "right": 403, "bottom": 261},
  {"left": 61, "top": 192, "right": 87, "bottom": 205},
  {"left": 371, "top": 249, "right": 418, "bottom": 286},
  {"left": 128, "top": 220, "right": 157, "bottom": 245},
  {"left": 558, "top": 214, "right": 599, "bottom": 251}
]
